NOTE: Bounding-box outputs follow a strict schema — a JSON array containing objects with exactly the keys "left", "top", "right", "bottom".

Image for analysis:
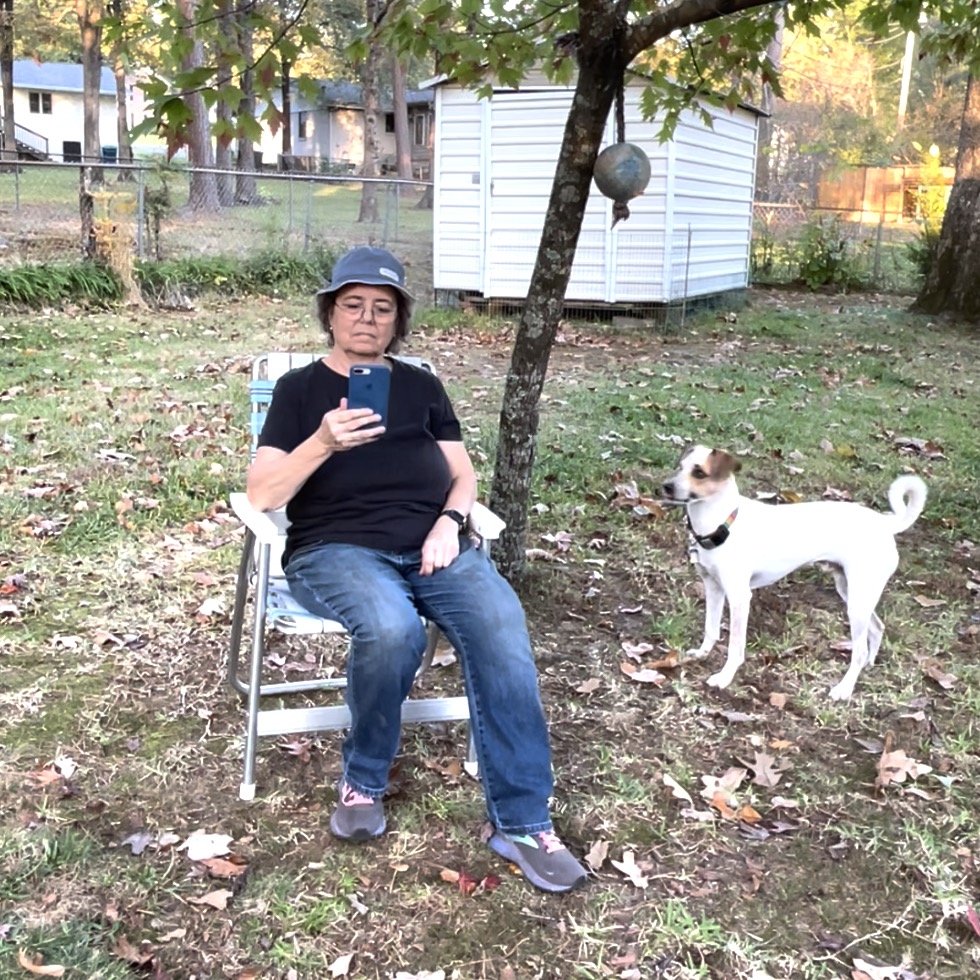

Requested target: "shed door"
[{"left": 484, "top": 91, "right": 610, "bottom": 301}]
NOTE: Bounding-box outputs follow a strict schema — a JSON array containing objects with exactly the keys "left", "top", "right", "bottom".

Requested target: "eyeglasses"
[{"left": 336, "top": 299, "right": 397, "bottom": 323}]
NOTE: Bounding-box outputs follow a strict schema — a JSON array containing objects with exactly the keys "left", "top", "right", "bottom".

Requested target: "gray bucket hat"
[{"left": 316, "top": 246, "right": 415, "bottom": 313}]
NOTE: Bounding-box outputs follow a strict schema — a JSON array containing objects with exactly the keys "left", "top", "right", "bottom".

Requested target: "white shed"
[{"left": 429, "top": 74, "right": 762, "bottom": 307}]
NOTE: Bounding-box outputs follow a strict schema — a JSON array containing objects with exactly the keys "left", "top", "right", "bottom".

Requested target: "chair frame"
[{"left": 228, "top": 353, "right": 503, "bottom": 800}]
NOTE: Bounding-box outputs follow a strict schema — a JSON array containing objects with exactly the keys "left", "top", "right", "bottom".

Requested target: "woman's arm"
[
  {"left": 246, "top": 402, "right": 382, "bottom": 512},
  {"left": 419, "top": 440, "right": 478, "bottom": 576}
]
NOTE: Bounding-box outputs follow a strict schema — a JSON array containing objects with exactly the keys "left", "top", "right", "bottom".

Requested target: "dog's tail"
[{"left": 886, "top": 475, "right": 927, "bottom": 534}]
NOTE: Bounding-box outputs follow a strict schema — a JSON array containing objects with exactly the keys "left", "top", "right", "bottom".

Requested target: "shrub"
[
  {"left": 796, "top": 215, "right": 867, "bottom": 291},
  {"left": 0, "top": 261, "right": 122, "bottom": 307}
]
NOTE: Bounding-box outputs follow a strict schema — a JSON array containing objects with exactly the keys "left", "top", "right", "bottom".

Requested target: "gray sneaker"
[
  {"left": 488, "top": 829, "right": 588, "bottom": 893},
  {"left": 329, "top": 781, "right": 386, "bottom": 841}
]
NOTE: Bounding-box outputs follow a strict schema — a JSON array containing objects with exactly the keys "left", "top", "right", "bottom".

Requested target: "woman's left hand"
[{"left": 420, "top": 519, "right": 461, "bottom": 576}]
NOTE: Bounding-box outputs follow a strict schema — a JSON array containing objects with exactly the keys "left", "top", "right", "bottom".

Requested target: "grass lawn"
[{"left": 1, "top": 286, "right": 979, "bottom": 979}]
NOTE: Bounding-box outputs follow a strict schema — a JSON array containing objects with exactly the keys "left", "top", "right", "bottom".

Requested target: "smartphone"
[{"left": 347, "top": 363, "right": 391, "bottom": 429}]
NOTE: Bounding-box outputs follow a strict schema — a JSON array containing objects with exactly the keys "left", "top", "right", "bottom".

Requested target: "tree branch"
[{"left": 626, "top": 0, "right": 780, "bottom": 60}]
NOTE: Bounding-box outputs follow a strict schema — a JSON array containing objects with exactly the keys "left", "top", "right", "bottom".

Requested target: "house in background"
[
  {"left": 258, "top": 80, "right": 434, "bottom": 177},
  {"left": 428, "top": 73, "right": 762, "bottom": 308},
  {"left": 4, "top": 60, "right": 121, "bottom": 161}
]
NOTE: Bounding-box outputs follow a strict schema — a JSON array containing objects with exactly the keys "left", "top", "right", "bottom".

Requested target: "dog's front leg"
[
  {"left": 687, "top": 570, "right": 725, "bottom": 660},
  {"left": 706, "top": 586, "right": 750, "bottom": 689}
]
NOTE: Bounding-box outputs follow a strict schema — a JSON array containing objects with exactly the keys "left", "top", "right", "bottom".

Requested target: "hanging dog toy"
[{"left": 592, "top": 75, "right": 652, "bottom": 228}]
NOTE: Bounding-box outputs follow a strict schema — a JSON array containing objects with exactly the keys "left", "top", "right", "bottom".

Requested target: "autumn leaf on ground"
[
  {"left": 110, "top": 936, "right": 155, "bottom": 966},
  {"left": 575, "top": 677, "right": 601, "bottom": 694},
  {"left": 700, "top": 767, "right": 747, "bottom": 808},
  {"left": 278, "top": 738, "right": 313, "bottom": 764},
  {"left": 187, "top": 889, "right": 233, "bottom": 910},
  {"left": 200, "top": 856, "right": 249, "bottom": 878},
  {"left": 663, "top": 773, "right": 693, "bottom": 805},
  {"left": 620, "top": 663, "right": 667, "bottom": 685},
  {"left": 876, "top": 744, "right": 932, "bottom": 789},
  {"left": 584, "top": 839, "right": 609, "bottom": 871},
  {"left": 609, "top": 850, "right": 649, "bottom": 888},
  {"left": 621, "top": 640, "right": 654, "bottom": 662},
  {"left": 179, "top": 832, "right": 232, "bottom": 861},
  {"left": 740, "top": 751, "right": 790, "bottom": 788},
  {"left": 917, "top": 657, "right": 957, "bottom": 690},
  {"left": 851, "top": 952, "right": 914, "bottom": 979},
  {"left": 16, "top": 950, "right": 65, "bottom": 976},
  {"left": 913, "top": 595, "right": 945, "bottom": 608},
  {"left": 328, "top": 952, "right": 354, "bottom": 977}
]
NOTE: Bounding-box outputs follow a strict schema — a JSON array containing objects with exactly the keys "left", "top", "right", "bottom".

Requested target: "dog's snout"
[{"left": 662, "top": 481, "right": 675, "bottom": 498}]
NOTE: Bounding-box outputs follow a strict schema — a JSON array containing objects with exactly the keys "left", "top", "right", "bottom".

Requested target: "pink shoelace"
[
  {"left": 341, "top": 783, "right": 375, "bottom": 807},
  {"left": 536, "top": 831, "right": 566, "bottom": 854}
]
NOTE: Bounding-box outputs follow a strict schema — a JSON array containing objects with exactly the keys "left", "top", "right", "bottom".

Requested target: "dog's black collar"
[{"left": 687, "top": 508, "right": 738, "bottom": 549}]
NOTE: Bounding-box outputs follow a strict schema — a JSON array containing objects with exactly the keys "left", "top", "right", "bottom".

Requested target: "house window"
[
  {"left": 385, "top": 113, "right": 395, "bottom": 134},
  {"left": 29, "top": 92, "right": 52, "bottom": 114},
  {"left": 413, "top": 112, "right": 429, "bottom": 147},
  {"left": 298, "top": 111, "right": 310, "bottom": 140}
]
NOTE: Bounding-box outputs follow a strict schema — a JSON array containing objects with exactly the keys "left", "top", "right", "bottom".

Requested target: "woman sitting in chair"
[{"left": 246, "top": 246, "right": 586, "bottom": 894}]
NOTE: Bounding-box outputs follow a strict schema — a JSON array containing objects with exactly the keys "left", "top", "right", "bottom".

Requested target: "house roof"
[
  {"left": 288, "top": 79, "right": 434, "bottom": 114},
  {"left": 13, "top": 60, "right": 116, "bottom": 96}
]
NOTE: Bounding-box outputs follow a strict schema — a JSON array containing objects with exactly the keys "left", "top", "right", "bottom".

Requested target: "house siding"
[{"left": 431, "top": 75, "right": 760, "bottom": 305}]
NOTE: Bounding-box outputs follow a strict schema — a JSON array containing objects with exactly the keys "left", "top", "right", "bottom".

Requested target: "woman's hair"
[{"left": 316, "top": 285, "right": 410, "bottom": 353}]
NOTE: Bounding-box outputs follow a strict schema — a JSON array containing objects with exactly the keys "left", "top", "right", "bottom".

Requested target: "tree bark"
[
  {"left": 76, "top": 0, "right": 103, "bottom": 172},
  {"left": 357, "top": 0, "right": 382, "bottom": 223},
  {"left": 214, "top": 0, "right": 236, "bottom": 205},
  {"left": 109, "top": 0, "right": 133, "bottom": 168},
  {"left": 913, "top": 72, "right": 980, "bottom": 319},
  {"left": 488, "top": 17, "right": 626, "bottom": 578},
  {"left": 391, "top": 54, "right": 411, "bottom": 179},
  {"left": 1, "top": 0, "right": 15, "bottom": 165},
  {"left": 235, "top": 6, "right": 259, "bottom": 204}
]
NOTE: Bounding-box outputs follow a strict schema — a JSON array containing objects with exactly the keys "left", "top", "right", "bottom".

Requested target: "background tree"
[
  {"left": 1, "top": 0, "right": 13, "bottom": 165},
  {"left": 391, "top": 54, "right": 410, "bottom": 179},
  {"left": 356, "top": 0, "right": 381, "bottom": 223}
]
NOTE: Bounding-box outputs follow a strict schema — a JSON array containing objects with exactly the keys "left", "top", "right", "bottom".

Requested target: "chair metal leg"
[{"left": 240, "top": 540, "right": 271, "bottom": 801}]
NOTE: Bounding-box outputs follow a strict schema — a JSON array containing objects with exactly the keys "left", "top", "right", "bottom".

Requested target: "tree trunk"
[
  {"left": 488, "top": 48, "right": 624, "bottom": 579},
  {"left": 391, "top": 55, "right": 412, "bottom": 179},
  {"left": 357, "top": 0, "right": 382, "bottom": 223},
  {"left": 913, "top": 72, "right": 980, "bottom": 319},
  {"left": 76, "top": 0, "right": 103, "bottom": 173},
  {"left": 754, "top": 6, "right": 783, "bottom": 201},
  {"left": 280, "top": 61, "right": 292, "bottom": 158},
  {"left": 0, "top": 0, "right": 14, "bottom": 165},
  {"left": 109, "top": 0, "right": 133, "bottom": 168},
  {"left": 213, "top": 0, "right": 235, "bottom": 205},
  {"left": 177, "top": 0, "right": 220, "bottom": 211},
  {"left": 235, "top": 8, "right": 259, "bottom": 204}
]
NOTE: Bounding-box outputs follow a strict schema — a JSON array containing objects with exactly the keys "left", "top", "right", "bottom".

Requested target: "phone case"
[{"left": 347, "top": 363, "right": 391, "bottom": 428}]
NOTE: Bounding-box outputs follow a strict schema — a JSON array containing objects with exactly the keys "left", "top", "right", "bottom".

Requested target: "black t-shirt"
[{"left": 257, "top": 358, "right": 463, "bottom": 564}]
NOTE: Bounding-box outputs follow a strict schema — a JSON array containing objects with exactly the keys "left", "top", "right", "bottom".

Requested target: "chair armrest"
[
  {"left": 469, "top": 501, "right": 506, "bottom": 540},
  {"left": 230, "top": 492, "right": 289, "bottom": 545}
]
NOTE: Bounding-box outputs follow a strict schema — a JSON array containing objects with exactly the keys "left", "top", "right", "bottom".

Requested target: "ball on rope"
[{"left": 592, "top": 142, "right": 652, "bottom": 202}]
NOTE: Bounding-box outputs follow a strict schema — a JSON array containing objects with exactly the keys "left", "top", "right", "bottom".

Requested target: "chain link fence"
[
  {"left": 1, "top": 161, "right": 927, "bottom": 306},
  {"left": 0, "top": 159, "right": 433, "bottom": 278},
  {"left": 751, "top": 202, "right": 925, "bottom": 293}
]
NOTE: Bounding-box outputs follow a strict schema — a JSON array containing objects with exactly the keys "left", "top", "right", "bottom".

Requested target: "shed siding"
[
  {"left": 432, "top": 78, "right": 759, "bottom": 303},
  {"left": 433, "top": 88, "right": 486, "bottom": 290}
]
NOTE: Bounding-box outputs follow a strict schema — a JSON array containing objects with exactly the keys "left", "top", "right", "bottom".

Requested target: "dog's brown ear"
[{"left": 709, "top": 449, "right": 741, "bottom": 479}]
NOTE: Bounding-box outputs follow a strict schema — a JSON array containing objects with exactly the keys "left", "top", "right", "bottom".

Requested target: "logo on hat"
[{"left": 378, "top": 266, "right": 400, "bottom": 283}]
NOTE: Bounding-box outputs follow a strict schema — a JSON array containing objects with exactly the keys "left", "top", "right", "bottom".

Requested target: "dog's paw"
[
  {"left": 827, "top": 681, "right": 854, "bottom": 701},
  {"left": 706, "top": 671, "right": 733, "bottom": 689}
]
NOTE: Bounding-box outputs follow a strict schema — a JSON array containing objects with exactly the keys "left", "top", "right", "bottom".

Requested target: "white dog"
[{"left": 661, "top": 445, "right": 927, "bottom": 700}]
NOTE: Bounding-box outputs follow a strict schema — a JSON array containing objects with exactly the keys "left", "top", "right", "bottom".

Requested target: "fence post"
[
  {"left": 136, "top": 167, "right": 145, "bottom": 260},
  {"left": 873, "top": 218, "right": 884, "bottom": 284},
  {"left": 681, "top": 225, "right": 693, "bottom": 327},
  {"left": 304, "top": 177, "right": 312, "bottom": 253}
]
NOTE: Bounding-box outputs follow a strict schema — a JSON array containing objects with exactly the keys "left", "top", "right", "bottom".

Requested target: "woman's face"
[{"left": 328, "top": 283, "right": 399, "bottom": 358}]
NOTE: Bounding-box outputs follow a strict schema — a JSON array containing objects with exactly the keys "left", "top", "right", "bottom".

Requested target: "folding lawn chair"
[{"left": 228, "top": 352, "right": 504, "bottom": 801}]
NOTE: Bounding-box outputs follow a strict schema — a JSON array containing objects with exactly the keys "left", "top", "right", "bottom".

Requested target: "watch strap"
[{"left": 440, "top": 508, "right": 467, "bottom": 529}]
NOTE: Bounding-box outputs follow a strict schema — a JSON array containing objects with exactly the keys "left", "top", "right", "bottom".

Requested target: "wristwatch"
[{"left": 440, "top": 509, "right": 467, "bottom": 530}]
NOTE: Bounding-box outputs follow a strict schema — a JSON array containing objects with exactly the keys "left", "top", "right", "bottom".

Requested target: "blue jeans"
[{"left": 285, "top": 537, "right": 556, "bottom": 836}]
